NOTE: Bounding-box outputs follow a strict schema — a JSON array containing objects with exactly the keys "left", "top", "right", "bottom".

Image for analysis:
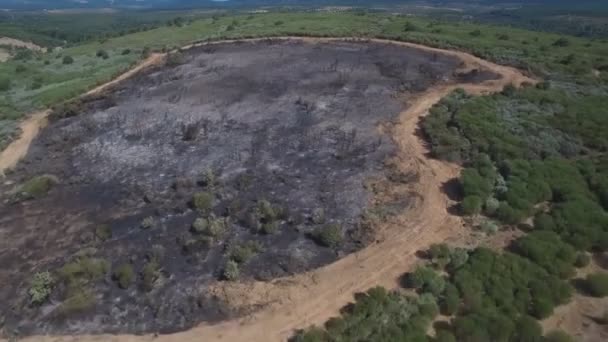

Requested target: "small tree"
[
  {"left": 223, "top": 260, "right": 240, "bottom": 281},
  {"left": 192, "top": 191, "right": 214, "bottom": 212},
  {"left": 584, "top": 273, "right": 608, "bottom": 297},
  {"left": 313, "top": 224, "right": 343, "bottom": 248},
  {"left": 29, "top": 271, "right": 55, "bottom": 305},
  {"left": 96, "top": 49, "right": 109, "bottom": 59},
  {"left": 545, "top": 330, "right": 574, "bottom": 342},
  {"left": 112, "top": 264, "right": 134, "bottom": 289},
  {"left": 0, "top": 77, "right": 10, "bottom": 92},
  {"left": 62, "top": 55, "right": 74, "bottom": 65},
  {"left": 461, "top": 195, "right": 482, "bottom": 215}
]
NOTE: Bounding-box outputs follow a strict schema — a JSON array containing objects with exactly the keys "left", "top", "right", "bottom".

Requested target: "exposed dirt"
[
  {"left": 0, "top": 110, "right": 49, "bottom": 176},
  {"left": 0, "top": 37, "right": 45, "bottom": 62},
  {"left": 541, "top": 260, "right": 608, "bottom": 342},
  {"left": 1, "top": 37, "right": 535, "bottom": 341}
]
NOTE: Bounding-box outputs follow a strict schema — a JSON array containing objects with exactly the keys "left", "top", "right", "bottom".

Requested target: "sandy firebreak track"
[{"left": 4, "top": 37, "right": 535, "bottom": 342}]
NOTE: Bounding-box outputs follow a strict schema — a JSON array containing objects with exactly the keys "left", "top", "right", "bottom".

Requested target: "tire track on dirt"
[{"left": 9, "top": 38, "right": 535, "bottom": 342}]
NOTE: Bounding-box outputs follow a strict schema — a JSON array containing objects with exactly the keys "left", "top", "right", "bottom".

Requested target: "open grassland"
[{"left": 1, "top": 11, "right": 608, "bottom": 148}]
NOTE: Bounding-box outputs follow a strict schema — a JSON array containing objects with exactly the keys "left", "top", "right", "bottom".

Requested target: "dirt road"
[{"left": 9, "top": 38, "right": 534, "bottom": 342}]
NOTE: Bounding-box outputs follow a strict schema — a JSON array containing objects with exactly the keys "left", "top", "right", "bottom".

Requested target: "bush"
[
  {"left": 57, "top": 290, "right": 95, "bottom": 316},
  {"left": 166, "top": 51, "right": 184, "bottom": 67},
  {"left": 484, "top": 197, "right": 500, "bottom": 215},
  {"left": 0, "top": 77, "right": 10, "bottom": 91},
  {"left": 312, "top": 224, "right": 343, "bottom": 248},
  {"left": 112, "top": 264, "right": 134, "bottom": 289},
  {"left": 140, "top": 216, "right": 155, "bottom": 229},
  {"left": 574, "top": 253, "right": 591, "bottom": 268},
  {"left": 544, "top": 330, "right": 574, "bottom": 342},
  {"left": 311, "top": 208, "right": 325, "bottom": 224},
  {"left": 62, "top": 55, "right": 74, "bottom": 64},
  {"left": 407, "top": 266, "right": 446, "bottom": 296},
  {"left": 192, "top": 191, "right": 214, "bottom": 212},
  {"left": 59, "top": 257, "right": 109, "bottom": 286},
  {"left": 29, "top": 271, "right": 55, "bottom": 305},
  {"left": 229, "top": 241, "right": 263, "bottom": 264},
  {"left": 469, "top": 29, "right": 482, "bottom": 37},
  {"left": 461, "top": 195, "right": 482, "bottom": 215},
  {"left": 553, "top": 37, "right": 570, "bottom": 47},
  {"left": 96, "top": 49, "right": 109, "bottom": 59},
  {"left": 121, "top": 48, "right": 131, "bottom": 55},
  {"left": 191, "top": 215, "right": 226, "bottom": 238},
  {"left": 583, "top": 273, "right": 608, "bottom": 297},
  {"left": 435, "top": 330, "right": 457, "bottom": 342},
  {"left": 479, "top": 219, "right": 499, "bottom": 234},
  {"left": 441, "top": 283, "right": 460, "bottom": 315},
  {"left": 261, "top": 221, "right": 279, "bottom": 234},
  {"left": 17, "top": 175, "right": 57, "bottom": 200},
  {"left": 141, "top": 260, "right": 160, "bottom": 291},
  {"left": 223, "top": 260, "right": 240, "bottom": 281},
  {"left": 15, "top": 64, "right": 27, "bottom": 73}
]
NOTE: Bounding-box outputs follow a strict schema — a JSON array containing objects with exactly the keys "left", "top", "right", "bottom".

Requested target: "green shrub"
[
  {"left": 553, "top": 37, "right": 570, "bottom": 47},
  {"left": 198, "top": 168, "right": 218, "bottom": 187},
  {"left": 544, "top": 330, "right": 574, "bottom": 342},
  {"left": 461, "top": 195, "right": 482, "bottom": 215},
  {"left": 95, "top": 224, "right": 112, "bottom": 241},
  {"left": 166, "top": 51, "right": 184, "bottom": 67},
  {"left": 223, "top": 260, "right": 240, "bottom": 281},
  {"left": 496, "top": 202, "right": 524, "bottom": 224},
  {"left": 484, "top": 197, "right": 500, "bottom": 215},
  {"left": 29, "top": 271, "right": 55, "bottom": 305},
  {"left": 96, "top": 49, "right": 109, "bottom": 59},
  {"left": 15, "top": 64, "right": 27, "bottom": 73},
  {"left": 192, "top": 191, "right": 214, "bottom": 212},
  {"left": 261, "top": 221, "right": 279, "bottom": 234},
  {"left": 479, "top": 219, "right": 499, "bottom": 234},
  {"left": 59, "top": 257, "right": 109, "bottom": 287},
  {"left": 17, "top": 175, "right": 57, "bottom": 199},
  {"left": 574, "top": 253, "right": 591, "bottom": 268},
  {"left": 407, "top": 266, "right": 446, "bottom": 296},
  {"left": 141, "top": 260, "right": 160, "bottom": 291},
  {"left": 191, "top": 215, "right": 225, "bottom": 238},
  {"left": 112, "top": 264, "right": 134, "bottom": 289},
  {"left": 469, "top": 29, "right": 482, "bottom": 37},
  {"left": 62, "top": 55, "right": 74, "bottom": 64},
  {"left": 441, "top": 283, "right": 460, "bottom": 315},
  {"left": 584, "top": 273, "right": 608, "bottom": 297},
  {"left": 435, "top": 330, "right": 457, "bottom": 342},
  {"left": 230, "top": 241, "right": 263, "bottom": 264},
  {"left": 0, "top": 77, "right": 10, "bottom": 91},
  {"left": 121, "top": 48, "right": 131, "bottom": 55},
  {"left": 311, "top": 208, "right": 325, "bottom": 224},
  {"left": 56, "top": 289, "right": 95, "bottom": 316},
  {"left": 140, "top": 216, "right": 155, "bottom": 229},
  {"left": 312, "top": 224, "right": 343, "bottom": 248}
]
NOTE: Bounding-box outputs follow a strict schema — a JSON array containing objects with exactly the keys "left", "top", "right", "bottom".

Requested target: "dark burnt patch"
[{"left": 0, "top": 39, "right": 498, "bottom": 336}]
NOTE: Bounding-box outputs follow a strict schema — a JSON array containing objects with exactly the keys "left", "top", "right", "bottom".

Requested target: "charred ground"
[{"left": 0, "top": 39, "right": 497, "bottom": 336}]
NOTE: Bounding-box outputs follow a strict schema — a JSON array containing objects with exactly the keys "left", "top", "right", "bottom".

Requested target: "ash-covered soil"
[{"left": 0, "top": 39, "right": 497, "bottom": 336}]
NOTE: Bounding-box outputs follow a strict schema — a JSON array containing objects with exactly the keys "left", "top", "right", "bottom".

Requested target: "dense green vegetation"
[
  {"left": 2, "top": 11, "right": 608, "bottom": 151},
  {"left": 294, "top": 244, "right": 578, "bottom": 342}
]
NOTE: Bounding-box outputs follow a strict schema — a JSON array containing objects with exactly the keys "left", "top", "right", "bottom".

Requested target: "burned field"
[{"left": 0, "top": 39, "right": 496, "bottom": 335}]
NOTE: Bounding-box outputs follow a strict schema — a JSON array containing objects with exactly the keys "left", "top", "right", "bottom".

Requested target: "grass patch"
[
  {"left": 15, "top": 175, "right": 57, "bottom": 200},
  {"left": 28, "top": 271, "right": 55, "bottom": 305},
  {"left": 312, "top": 224, "right": 343, "bottom": 248}
]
